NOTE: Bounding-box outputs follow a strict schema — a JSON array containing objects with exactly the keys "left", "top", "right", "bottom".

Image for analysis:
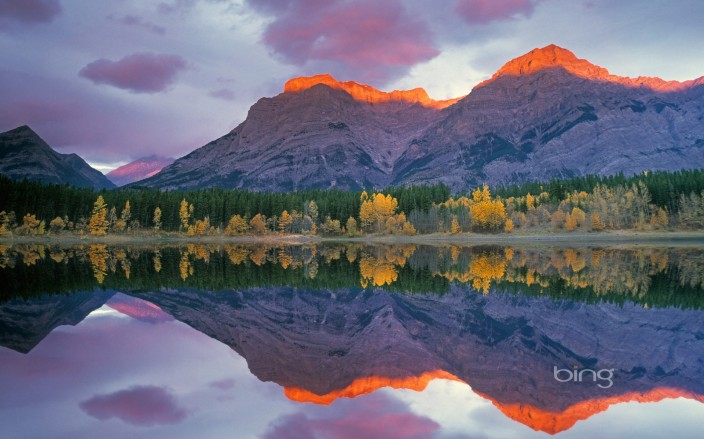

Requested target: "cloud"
[
  {"left": 209, "top": 88, "right": 236, "bottom": 100},
  {"left": 455, "top": 0, "right": 537, "bottom": 24},
  {"left": 79, "top": 53, "right": 187, "bottom": 93},
  {"left": 247, "top": 0, "right": 439, "bottom": 84},
  {"left": 109, "top": 14, "right": 166, "bottom": 35},
  {"left": 0, "top": 0, "right": 61, "bottom": 24},
  {"left": 262, "top": 393, "right": 440, "bottom": 439},
  {"left": 79, "top": 385, "right": 187, "bottom": 426}
]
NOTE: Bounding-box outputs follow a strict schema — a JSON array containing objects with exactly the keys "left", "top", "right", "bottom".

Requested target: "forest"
[{"left": 0, "top": 168, "right": 703, "bottom": 237}]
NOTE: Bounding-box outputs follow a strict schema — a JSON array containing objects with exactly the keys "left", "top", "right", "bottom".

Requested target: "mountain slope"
[
  {"left": 392, "top": 45, "right": 704, "bottom": 188},
  {"left": 0, "top": 125, "right": 115, "bottom": 189},
  {"left": 141, "top": 45, "right": 704, "bottom": 191},
  {"left": 107, "top": 155, "right": 174, "bottom": 186},
  {"left": 139, "top": 80, "right": 443, "bottom": 190}
]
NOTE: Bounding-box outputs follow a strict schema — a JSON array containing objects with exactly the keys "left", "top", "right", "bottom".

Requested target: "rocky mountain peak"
[
  {"left": 478, "top": 44, "right": 702, "bottom": 92},
  {"left": 284, "top": 73, "right": 461, "bottom": 109}
]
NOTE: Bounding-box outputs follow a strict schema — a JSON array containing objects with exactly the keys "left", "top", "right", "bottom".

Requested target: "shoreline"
[{"left": 2, "top": 230, "right": 704, "bottom": 246}]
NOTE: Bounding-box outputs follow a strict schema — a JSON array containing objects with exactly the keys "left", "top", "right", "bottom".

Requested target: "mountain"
[
  {"left": 0, "top": 125, "right": 115, "bottom": 189},
  {"left": 140, "top": 45, "right": 704, "bottom": 191},
  {"left": 106, "top": 155, "right": 174, "bottom": 187}
]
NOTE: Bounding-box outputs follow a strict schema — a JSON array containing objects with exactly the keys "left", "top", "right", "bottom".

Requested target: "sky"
[
  {"left": 1, "top": 293, "right": 702, "bottom": 438},
  {"left": 1, "top": 0, "right": 703, "bottom": 172}
]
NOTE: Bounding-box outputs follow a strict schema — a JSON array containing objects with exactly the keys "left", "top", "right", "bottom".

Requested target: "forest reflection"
[{"left": 0, "top": 243, "right": 702, "bottom": 309}]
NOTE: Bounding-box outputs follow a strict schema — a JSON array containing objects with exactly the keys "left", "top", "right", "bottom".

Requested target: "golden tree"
[
  {"left": 469, "top": 185, "right": 506, "bottom": 232},
  {"left": 153, "top": 207, "right": 162, "bottom": 231},
  {"left": 249, "top": 214, "right": 268, "bottom": 235},
  {"left": 346, "top": 217, "right": 358, "bottom": 236},
  {"left": 450, "top": 217, "right": 461, "bottom": 234},
  {"left": 359, "top": 192, "right": 399, "bottom": 233},
  {"left": 88, "top": 196, "right": 109, "bottom": 235},
  {"left": 278, "top": 210, "right": 293, "bottom": 234},
  {"left": 225, "top": 214, "right": 250, "bottom": 235},
  {"left": 179, "top": 199, "right": 192, "bottom": 231}
]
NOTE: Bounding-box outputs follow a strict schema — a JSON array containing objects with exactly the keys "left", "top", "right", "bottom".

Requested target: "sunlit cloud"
[{"left": 247, "top": 0, "right": 439, "bottom": 84}]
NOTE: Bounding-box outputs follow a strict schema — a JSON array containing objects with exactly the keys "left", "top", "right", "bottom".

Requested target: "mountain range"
[
  {"left": 0, "top": 125, "right": 115, "bottom": 190},
  {"left": 138, "top": 44, "right": 704, "bottom": 191},
  {"left": 2, "top": 45, "right": 703, "bottom": 192}
]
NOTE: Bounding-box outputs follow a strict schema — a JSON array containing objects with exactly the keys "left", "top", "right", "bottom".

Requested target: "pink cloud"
[
  {"left": 0, "top": 0, "right": 61, "bottom": 24},
  {"left": 455, "top": 0, "right": 537, "bottom": 24},
  {"left": 247, "top": 0, "right": 439, "bottom": 84},
  {"left": 79, "top": 52, "right": 187, "bottom": 93},
  {"left": 263, "top": 393, "right": 440, "bottom": 439},
  {"left": 79, "top": 385, "right": 187, "bottom": 426}
]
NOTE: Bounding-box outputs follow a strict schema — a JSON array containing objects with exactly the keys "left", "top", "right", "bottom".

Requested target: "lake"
[{"left": 0, "top": 243, "right": 702, "bottom": 438}]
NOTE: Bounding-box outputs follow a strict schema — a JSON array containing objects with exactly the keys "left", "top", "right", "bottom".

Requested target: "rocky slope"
[
  {"left": 140, "top": 45, "right": 704, "bottom": 191},
  {"left": 0, "top": 125, "right": 115, "bottom": 189},
  {"left": 106, "top": 155, "right": 174, "bottom": 186}
]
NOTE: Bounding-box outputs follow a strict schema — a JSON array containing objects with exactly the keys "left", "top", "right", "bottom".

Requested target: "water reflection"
[
  {"left": 0, "top": 243, "right": 703, "bottom": 437},
  {"left": 1, "top": 243, "right": 703, "bottom": 309}
]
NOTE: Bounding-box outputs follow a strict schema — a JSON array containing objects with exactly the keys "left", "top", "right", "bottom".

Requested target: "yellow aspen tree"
[
  {"left": 153, "top": 207, "right": 162, "bottom": 231},
  {"left": 346, "top": 217, "right": 358, "bottom": 236},
  {"left": 504, "top": 218, "right": 514, "bottom": 232},
  {"left": 88, "top": 195, "right": 109, "bottom": 235},
  {"left": 450, "top": 217, "right": 461, "bottom": 234},
  {"left": 278, "top": 210, "right": 293, "bottom": 233},
  {"left": 179, "top": 199, "right": 191, "bottom": 231},
  {"left": 226, "top": 214, "right": 249, "bottom": 235},
  {"left": 591, "top": 213, "right": 605, "bottom": 231},
  {"left": 249, "top": 214, "right": 268, "bottom": 235}
]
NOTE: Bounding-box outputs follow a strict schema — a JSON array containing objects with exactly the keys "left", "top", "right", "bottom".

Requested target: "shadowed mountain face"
[
  {"left": 132, "top": 285, "right": 704, "bottom": 431},
  {"left": 0, "top": 125, "right": 116, "bottom": 190},
  {"left": 140, "top": 45, "right": 704, "bottom": 191},
  {"left": 0, "top": 290, "right": 115, "bottom": 353},
  {"left": 106, "top": 155, "right": 174, "bottom": 187}
]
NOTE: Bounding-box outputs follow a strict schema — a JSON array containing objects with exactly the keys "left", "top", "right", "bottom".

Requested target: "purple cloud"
[
  {"left": 247, "top": 0, "right": 439, "bottom": 84},
  {"left": 79, "top": 53, "right": 187, "bottom": 93},
  {"left": 110, "top": 14, "right": 166, "bottom": 35},
  {"left": 79, "top": 385, "right": 187, "bottom": 426},
  {"left": 455, "top": 0, "right": 537, "bottom": 24},
  {"left": 0, "top": 0, "right": 61, "bottom": 24},
  {"left": 263, "top": 393, "right": 440, "bottom": 439},
  {"left": 209, "top": 88, "right": 236, "bottom": 100}
]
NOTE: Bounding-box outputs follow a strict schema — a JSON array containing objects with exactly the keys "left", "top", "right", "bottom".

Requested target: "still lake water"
[{"left": 0, "top": 243, "right": 703, "bottom": 438}]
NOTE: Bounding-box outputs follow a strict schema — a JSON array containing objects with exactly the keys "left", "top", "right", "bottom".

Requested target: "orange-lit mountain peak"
[
  {"left": 477, "top": 44, "right": 701, "bottom": 92},
  {"left": 283, "top": 370, "right": 462, "bottom": 405},
  {"left": 284, "top": 74, "right": 462, "bottom": 109},
  {"left": 480, "top": 387, "right": 704, "bottom": 435},
  {"left": 493, "top": 44, "right": 609, "bottom": 79}
]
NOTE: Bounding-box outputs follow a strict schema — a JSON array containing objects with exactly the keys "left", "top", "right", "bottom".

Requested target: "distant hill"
[
  {"left": 139, "top": 45, "right": 704, "bottom": 191},
  {"left": 0, "top": 125, "right": 115, "bottom": 189},
  {"left": 107, "top": 155, "right": 174, "bottom": 187}
]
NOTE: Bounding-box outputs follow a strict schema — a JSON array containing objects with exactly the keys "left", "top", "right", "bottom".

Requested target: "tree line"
[{"left": 0, "top": 168, "right": 703, "bottom": 237}]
